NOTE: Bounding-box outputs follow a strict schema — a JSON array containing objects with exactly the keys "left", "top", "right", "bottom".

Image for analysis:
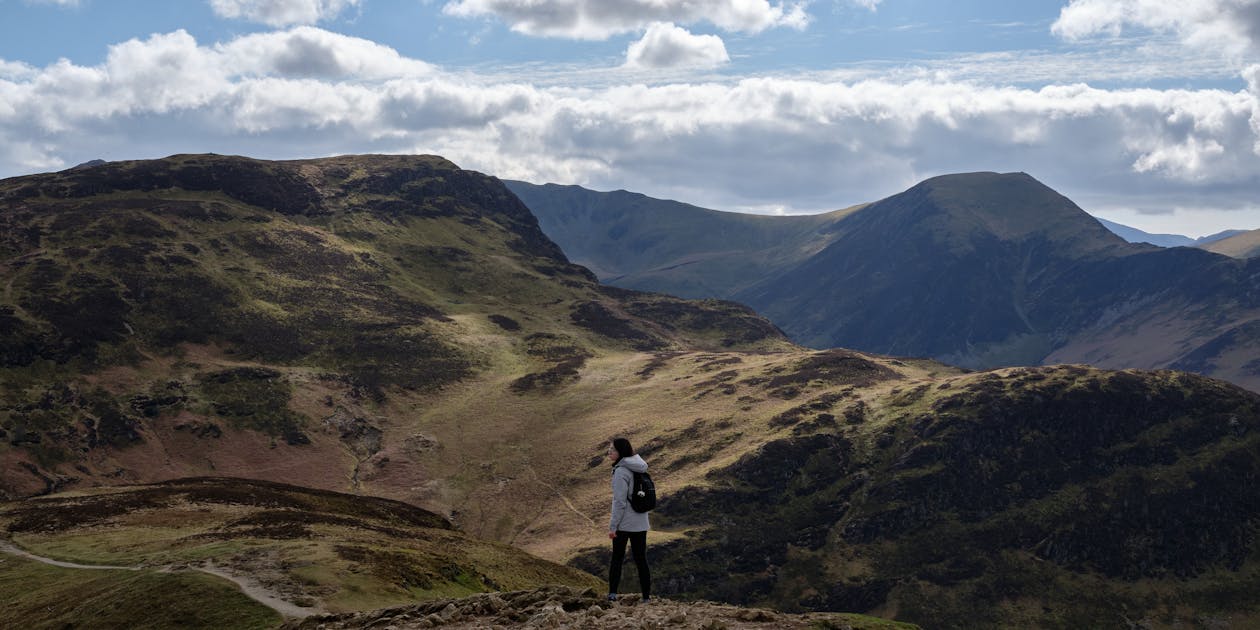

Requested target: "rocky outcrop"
[{"left": 286, "top": 585, "right": 917, "bottom": 629}]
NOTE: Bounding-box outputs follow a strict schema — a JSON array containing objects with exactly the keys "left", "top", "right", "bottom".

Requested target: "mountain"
[
  {"left": 1198, "top": 228, "right": 1250, "bottom": 245},
  {"left": 504, "top": 181, "right": 860, "bottom": 299},
  {"left": 1204, "top": 228, "right": 1260, "bottom": 259},
  {"left": 1095, "top": 217, "right": 1197, "bottom": 247},
  {"left": 1095, "top": 218, "right": 1244, "bottom": 248},
  {"left": 0, "top": 153, "right": 789, "bottom": 497},
  {"left": 4, "top": 156, "right": 1260, "bottom": 628},
  {"left": 513, "top": 173, "right": 1260, "bottom": 392}
]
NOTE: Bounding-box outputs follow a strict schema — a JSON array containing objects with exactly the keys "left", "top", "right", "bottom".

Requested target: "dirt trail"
[
  {"left": 0, "top": 539, "right": 320, "bottom": 619},
  {"left": 528, "top": 466, "right": 596, "bottom": 526},
  {"left": 0, "top": 540, "right": 137, "bottom": 571},
  {"left": 198, "top": 563, "right": 321, "bottom": 619}
]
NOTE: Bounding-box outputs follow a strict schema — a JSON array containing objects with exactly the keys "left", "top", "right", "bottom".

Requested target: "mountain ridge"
[
  {"left": 505, "top": 180, "right": 859, "bottom": 298},
  {"left": 513, "top": 174, "right": 1260, "bottom": 391},
  {"left": 1096, "top": 217, "right": 1246, "bottom": 248},
  {"left": 1205, "top": 228, "right": 1260, "bottom": 259}
]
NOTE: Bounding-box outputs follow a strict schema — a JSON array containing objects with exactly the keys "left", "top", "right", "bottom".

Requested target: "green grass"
[
  {"left": 0, "top": 478, "right": 604, "bottom": 619},
  {"left": 0, "top": 553, "right": 281, "bottom": 630}
]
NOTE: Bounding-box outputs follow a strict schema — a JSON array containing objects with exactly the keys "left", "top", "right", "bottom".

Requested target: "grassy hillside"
[
  {"left": 0, "top": 477, "right": 601, "bottom": 620},
  {"left": 0, "top": 551, "right": 281, "bottom": 629},
  {"left": 567, "top": 359, "right": 1260, "bottom": 629},
  {"left": 1204, "top": 228, "right": 1260, "bottom": 259},
  {"left": 0, "top": 154, "right": 791, "bottom": 499}
]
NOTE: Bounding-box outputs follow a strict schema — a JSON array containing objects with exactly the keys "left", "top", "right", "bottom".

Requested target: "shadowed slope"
[
  {"left": 506, "top": 180, "right": 860, "bottom": 298},
  {"left": 739, "top": 172, "right": 1142, "bottom": 362},
  {"left": 514, "top": 173, "right": 1260, "bottom": 391}
]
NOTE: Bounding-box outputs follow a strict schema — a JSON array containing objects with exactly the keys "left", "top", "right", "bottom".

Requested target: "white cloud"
[
  {"left": 850, "top": 0, "right": 882, "bottom": 10},
  {"left": 209, "top": 0, "right": 360, "bottom": 26},
  {"left": 26, "top": 0, "right": 80, "bottom": 6},
  {"left": 1052, "top": 0, "right": 1260, "bottom": 59},
  {"left": 1, "top": 26, "right": 1259, "bottom": 235},
  {"left": 441, "top": 0, "right": 809, "bottom": 39},
  {"left": 221, "top": 27, "right": 435, "bottom": 78},
  {"left": 0, "top": 60, "right": 37, "bottom": 81},
  {"left": 1246, "top": 64, "right": 1260, "bottom": 153},
  {"left": 625, "top": 23, "right": 730, "bottom": 69}
]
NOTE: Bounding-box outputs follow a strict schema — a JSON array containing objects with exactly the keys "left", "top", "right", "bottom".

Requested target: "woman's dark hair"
[{"left": 611, "top": 437, "right": 634, "bottom": 460}]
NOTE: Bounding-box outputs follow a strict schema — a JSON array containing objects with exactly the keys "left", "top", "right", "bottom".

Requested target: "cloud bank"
[
  {"left": 1053, "top": 0, "right": 1260, "bottom": 58},
  {"left": 441, "top": 0, "right": 809, "bottom": 39},
  {"left": 209, "top": 0, "right": 361, "bottom": 27},
  {"left": 1, "top": 27, "right": 1258, "bottom": 229}
]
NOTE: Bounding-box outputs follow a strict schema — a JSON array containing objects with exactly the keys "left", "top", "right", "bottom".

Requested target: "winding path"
[{"left": 0, "top": 540, "right": 319, "bottom": 619}]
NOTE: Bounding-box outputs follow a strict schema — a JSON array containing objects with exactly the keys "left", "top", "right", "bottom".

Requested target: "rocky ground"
[{"left": 286, "top": 585, "right": 917, "bottom": 629}]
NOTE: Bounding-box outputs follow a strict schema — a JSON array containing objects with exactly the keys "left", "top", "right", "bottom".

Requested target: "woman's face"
[{"left": 607, "top": 443, "right": 618, "bottom": 462}]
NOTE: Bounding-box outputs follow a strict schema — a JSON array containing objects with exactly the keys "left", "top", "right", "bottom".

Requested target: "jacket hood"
[{"left": 616, "top": 454, "right": 648, "bottom": 473}]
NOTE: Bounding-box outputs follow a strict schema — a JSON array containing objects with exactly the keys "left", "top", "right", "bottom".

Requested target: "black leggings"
[{"left": 609, "top": 530, "right": 650, "bottom": 597}]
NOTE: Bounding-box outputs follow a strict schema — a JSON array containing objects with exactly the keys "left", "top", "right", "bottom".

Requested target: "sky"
[{"left": 1, "top": 0, "right": 1259, "bottom": 237}]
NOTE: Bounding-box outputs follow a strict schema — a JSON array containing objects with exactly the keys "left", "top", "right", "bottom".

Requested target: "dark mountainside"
[
  {"left": 504, "top": 181, "right": 858, "bottom": 299},
  {"left": 3, "top": 156, "right": 1260, "bottom": 629},
  {"left": 511, "top": 174, "right": 1260, "bottom": 392}
]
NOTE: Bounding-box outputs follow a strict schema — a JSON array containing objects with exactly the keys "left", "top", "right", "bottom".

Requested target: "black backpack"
[{"left": 630, "top": 471, "right": 656, "bottom": 512}]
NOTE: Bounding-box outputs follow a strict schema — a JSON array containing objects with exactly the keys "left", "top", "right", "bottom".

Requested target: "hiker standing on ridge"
[{"left": 607, "top": 437, "right": 651, "bottom": 602}]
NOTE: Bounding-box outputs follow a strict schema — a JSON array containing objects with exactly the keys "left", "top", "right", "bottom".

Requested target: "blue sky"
[
  {"left": 3, "top": 2, "right": 1068, "bottom": 70},
  {"left": 2, "top": 0, "right": 1259, "bottom": 236}
]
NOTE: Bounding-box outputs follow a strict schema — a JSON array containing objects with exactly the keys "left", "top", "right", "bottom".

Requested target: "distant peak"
[
  {"left": 69, "top": 159, "right": 108, "bottom": 170},
  {"left": 875, "top": 170, "right": 1129, "bottom": 252},
  {"left": 918, "top": 171, "right": 1040, "bottom": 188}
]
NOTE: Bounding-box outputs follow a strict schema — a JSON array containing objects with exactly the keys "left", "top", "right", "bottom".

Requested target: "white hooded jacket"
[{"left": 609, "top": 454, "right": 650, "bottom": 533}]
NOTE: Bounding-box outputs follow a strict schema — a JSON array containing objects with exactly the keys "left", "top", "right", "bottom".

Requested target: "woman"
[{"left": 607, "top": 437, "right": 651, "bottom": 602}]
